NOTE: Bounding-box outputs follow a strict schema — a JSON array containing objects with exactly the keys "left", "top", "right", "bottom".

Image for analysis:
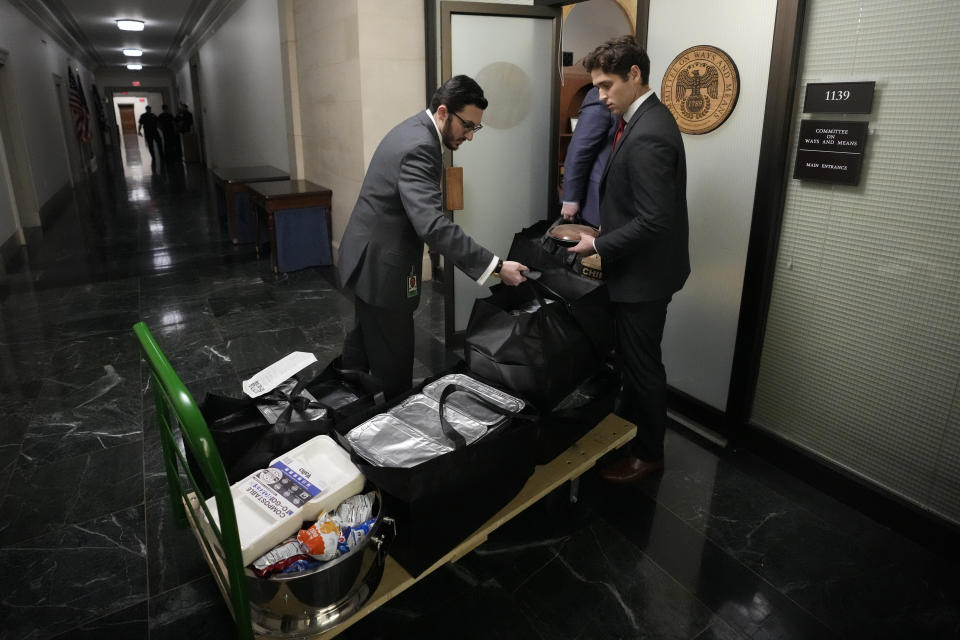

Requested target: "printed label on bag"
[
  {"left": 242, "top": 351, "right": 318, "bottom": 398},
  {"left": 240, "top": 456, "right": 327, "bottom": 522}
]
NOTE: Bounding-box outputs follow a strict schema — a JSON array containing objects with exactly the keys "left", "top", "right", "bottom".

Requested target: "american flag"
[{"left": 67, "top": 67, "right": 91, "bottom": 143}]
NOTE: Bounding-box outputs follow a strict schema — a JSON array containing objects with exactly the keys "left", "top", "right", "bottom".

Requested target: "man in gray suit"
[
  {"left": 568, "top": 36, "right": 690, "bottom": 483},
  {"left": 338, "top": 75, "right": 529, "bottom": 399}
]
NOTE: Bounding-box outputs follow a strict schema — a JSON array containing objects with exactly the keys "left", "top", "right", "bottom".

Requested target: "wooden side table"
[
  {"left": 210, "top": 165, "right": 290, "bottom": 244},
  {"left": 247, "top": 180, "right": 333, "bottom": 273}
]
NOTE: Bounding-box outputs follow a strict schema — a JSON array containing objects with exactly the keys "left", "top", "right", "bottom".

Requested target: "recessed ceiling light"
[
  {"left": 122, "top": 48, "right": 143, "bottom": 57},
  {"left": 126, "top": 63, "right": 143, "bottom": 70},
  {"left": 116, "top": 20, "right": 144, "bottom": 31}
]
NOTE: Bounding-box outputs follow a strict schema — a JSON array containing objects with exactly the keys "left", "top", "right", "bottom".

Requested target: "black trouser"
[
  {"left": 341, "top": 296, "right": 415, "bottom": 401},
  {"left": 161, "top": 131, "right": 182, "bottom": 162},
  {"left": 612, "top": 297, "right": 671, "bottom": 461},
  {"left": 144, "top": 130, "right": 163, "bottom": 162}
]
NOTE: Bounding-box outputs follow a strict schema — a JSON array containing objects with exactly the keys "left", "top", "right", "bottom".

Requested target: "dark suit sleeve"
[
  {"left": 594, "top": 133, "right": 680, "bottom": 262},
  {"left": 562, "top": 90, "right": 613, "bottom": 203},
  {"left": 397, "top": 139, "right": 494, "bottom": 280}
]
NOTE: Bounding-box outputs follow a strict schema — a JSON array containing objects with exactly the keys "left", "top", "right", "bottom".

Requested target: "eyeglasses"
[{"left": 451, "top": 111, "right": 483, "bottom": 133}]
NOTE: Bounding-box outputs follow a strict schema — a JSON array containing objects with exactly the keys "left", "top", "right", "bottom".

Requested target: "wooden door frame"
[
  {"left": 117, "top": 104, "right": 137, "bottom": 135},
  {"left": 436, "top": 1, "right": 562, "bottom": 346}
]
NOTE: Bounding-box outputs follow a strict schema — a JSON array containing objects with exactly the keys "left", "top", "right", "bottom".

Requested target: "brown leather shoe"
[{"left": 599, "top": 455, "right": 664, "bottom": 483}]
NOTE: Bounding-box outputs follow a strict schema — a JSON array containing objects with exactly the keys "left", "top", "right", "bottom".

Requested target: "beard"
[{"left": 441, "top": 117, "right": 464, "bottom": 150}]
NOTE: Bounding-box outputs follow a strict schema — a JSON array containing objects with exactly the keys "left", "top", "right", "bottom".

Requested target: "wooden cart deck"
[{"left": 187, "top": 413, "right": 635, "bottom": 639}]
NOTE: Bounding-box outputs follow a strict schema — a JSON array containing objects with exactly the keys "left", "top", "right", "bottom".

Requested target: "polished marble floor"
[{"left": 0, "top": 147, "right": 958, "bottom": 640}]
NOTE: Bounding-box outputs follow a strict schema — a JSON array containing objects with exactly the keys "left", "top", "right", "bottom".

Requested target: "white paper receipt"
[{"left": 242, "top": 351, "right": 318, "bottom": 398}]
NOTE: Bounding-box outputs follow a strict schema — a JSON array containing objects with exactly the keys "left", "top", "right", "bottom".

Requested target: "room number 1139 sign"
[{"left": 803, "top": 81, "right": 875, "bottom": 114}]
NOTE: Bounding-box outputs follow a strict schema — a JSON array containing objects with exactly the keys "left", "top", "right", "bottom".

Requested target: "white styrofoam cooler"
[{"left": 206, "top": 434, "right": 365, "bottom": 566}]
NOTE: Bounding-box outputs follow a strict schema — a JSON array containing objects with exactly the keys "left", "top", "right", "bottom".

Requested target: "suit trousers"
[
  {"left": 144, "top": 131, "right": 164, "bottom": 162},
  {"left": 612, "top": 298, "right": 671, "bottom": 461},
  {"left": 341, "top": 296, "right": 415, "bottom": 401}
]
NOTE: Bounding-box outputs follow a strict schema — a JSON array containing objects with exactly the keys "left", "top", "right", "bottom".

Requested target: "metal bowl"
[
  {"left": 244, "top": 489, "right": 395, "bottom": 636},
  {"left": 547, "top": 223, "right": 598, "bottom": 245}
]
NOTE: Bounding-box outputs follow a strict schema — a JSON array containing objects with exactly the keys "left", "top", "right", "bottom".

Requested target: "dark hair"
[
  {"left": 429, "top": 75, "right": 488, "bottom": 113},
  {"left": 582, "top": 35, "right": 650, "bottom": 85}
]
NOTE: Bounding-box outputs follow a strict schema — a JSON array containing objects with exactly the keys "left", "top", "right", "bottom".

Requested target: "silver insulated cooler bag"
[
  {"left": 345, "top": 374, "right": 524, "bottom": 468},
  {"left": 337, "top": 372, "right": 538, "bottom": 578}
]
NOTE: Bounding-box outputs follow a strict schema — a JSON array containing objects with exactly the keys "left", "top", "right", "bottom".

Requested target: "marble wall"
[
  {"left": 357, "top": 0, "right": 426, "bottom": 171},
  {"left": 288, "top": 0, "right": 425, "bottom": 258}
]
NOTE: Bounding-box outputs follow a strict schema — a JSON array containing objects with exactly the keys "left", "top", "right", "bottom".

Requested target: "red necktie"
[{"left": 612, "top": 117, "right": 625, "bottom": 150}]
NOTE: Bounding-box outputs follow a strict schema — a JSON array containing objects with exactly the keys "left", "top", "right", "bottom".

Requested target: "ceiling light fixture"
[
  {"left": 126, "top": 63, "right": 143, "bottom": 70},
  {"left": 116, "top": 20, "right": 144, "bottom": 31},
  {"left": 122, "top": 48, "right": 143, "bottom": 57}
]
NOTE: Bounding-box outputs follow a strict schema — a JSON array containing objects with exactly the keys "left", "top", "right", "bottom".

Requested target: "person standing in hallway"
[
  {"left": 560, "top": 85, "right": 617, "bottom": 226},
  {"left": 176, "top": 103, "right": 194, "bottom": 133},
  {"left": 137, "top": 105, "right": 163, "bottom": 169},
  {"left": 567, "top": 35, "right": 690, "bottom": 483},
  {"left": 157, "top": 104, "right": 181, "bottom": 163},
  {"left": 338, "top": 75, "right": 529, "bottom": 400}
]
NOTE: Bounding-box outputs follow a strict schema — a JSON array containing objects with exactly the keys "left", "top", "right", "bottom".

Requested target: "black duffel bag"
[
  {"left": 507, "top": 218, "right": 612, "bottom": 353},
  {"left": 196, "top": 356, "right": 385, "bottom": 485},
  {"left": 335, "top": 372, "right": 539, "bottom": 577},
  {"left": 465, "top": 276, "right": 609, "bottom": 411}
]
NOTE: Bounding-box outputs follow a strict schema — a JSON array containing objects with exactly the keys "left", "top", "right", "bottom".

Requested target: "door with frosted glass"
[{"left": 442, "top": 4, "right": 559, "bottom": 335}]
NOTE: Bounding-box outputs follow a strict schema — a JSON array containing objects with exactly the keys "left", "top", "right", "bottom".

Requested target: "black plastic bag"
[
  {"left": 508, "top": 220, "right": 612, "bottom": 352},
  {"left": 536, "top": 364, "right": 619, "bottom": 463},
  {"left": 465, "top": 279, "right": 608, "bottom": 411},
  {"left": 508, "top": 218, "right": 603, "bottom": 281},
  {"left": 507, "top": 219, "right": 570, "bottom": 267},
  {"left": 196, "top": 356, "right": 384, "bottom": 485}
]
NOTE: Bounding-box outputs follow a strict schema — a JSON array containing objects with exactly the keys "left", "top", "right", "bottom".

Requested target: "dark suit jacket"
[
  {"left": 595, "top": 93, "right": 690, "bottom": 303},
  {"left": 338, "top": 111, "right": 494, "bottom": 309},
  {"left": 561, "top": 87, "right": 617, "bottom": 226}
]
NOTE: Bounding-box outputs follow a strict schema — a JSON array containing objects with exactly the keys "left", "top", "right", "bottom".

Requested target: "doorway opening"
[{"left": 112, "top": 92, "right": 163, "bottom": 176}]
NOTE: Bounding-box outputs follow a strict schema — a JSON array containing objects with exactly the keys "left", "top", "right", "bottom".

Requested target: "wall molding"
[{"left": 8, "top": 0, "right": 95, "bottom": 67}]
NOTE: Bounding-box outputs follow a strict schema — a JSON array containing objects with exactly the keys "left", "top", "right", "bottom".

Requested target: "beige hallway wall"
[{"left": 286, "top": 0, "right": 426, "bottom": 259}]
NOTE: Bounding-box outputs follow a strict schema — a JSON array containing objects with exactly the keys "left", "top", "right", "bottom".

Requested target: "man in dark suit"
[
  {"left": 137, "top": 105, "right": 164, "bottom": 169},
  {"left": 560, "top": 86, "right": 617, "bottom": 226},
  {"left": 157, "top": 104, "right": 181, "bottom": 163},
  {"left": 338, "top": 75, "right": 529, "bottom": 399},
  {"left": 568, "top": 36, "right": 690, "bottom": 483}
]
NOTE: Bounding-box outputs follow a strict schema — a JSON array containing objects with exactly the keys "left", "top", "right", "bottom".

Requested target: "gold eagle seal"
[{"left": 661, "top": 45, "right": 740, "bottom": 135}]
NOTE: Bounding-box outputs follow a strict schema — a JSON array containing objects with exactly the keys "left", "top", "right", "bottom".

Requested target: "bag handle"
[
  {"left": 525, "top": 272, "right": 566, "bottom": 304},
  {"left": 437, "top": 383, "right": 518, "bottom": 450},
  {"left": 331, "top": 366, "right": 387, "bottom": 405},
  {"left": 303, "top": 357, "right": 387, "bottom": 406},
  {"left": 525, "top": 276, "right": 549, "bottom": 307},
  {"left": 263, "top": 376, "right": 336, "bottom": 426}
]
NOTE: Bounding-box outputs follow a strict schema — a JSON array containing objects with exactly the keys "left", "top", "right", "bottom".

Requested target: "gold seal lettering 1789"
[{"left": 661, "top": 45, "right": 740, "bottom": 135}]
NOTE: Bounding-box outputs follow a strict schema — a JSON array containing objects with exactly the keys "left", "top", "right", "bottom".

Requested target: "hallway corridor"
[{"left": 0, "top": 156, "right": 958, "bottom": 639}]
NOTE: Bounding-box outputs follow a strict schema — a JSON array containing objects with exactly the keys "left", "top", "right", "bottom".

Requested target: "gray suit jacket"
[
  {"left": 594, "top": 93, "right": 690, "bottom": 303},
  {"left": 338, "top": 111, "right": 494, "bottom": 309}
]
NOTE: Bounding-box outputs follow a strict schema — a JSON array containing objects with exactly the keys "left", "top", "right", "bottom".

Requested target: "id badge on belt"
[{"left": 406, "top": 266, "right": 418, "bottom": 299}]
